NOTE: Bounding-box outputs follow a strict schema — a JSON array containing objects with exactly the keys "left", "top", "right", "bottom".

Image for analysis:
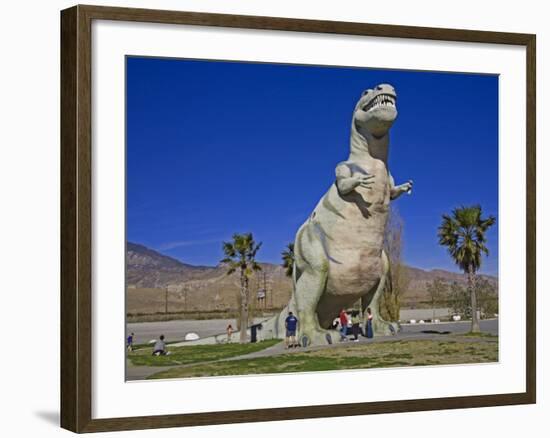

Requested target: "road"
[
  {"left": 401, "top": 318, "right": 498, "bottom": 336},
  {"left": 127, "top": 317, "right": 267, "bottom": 344},
  {"left": 127, "top": 317, "right": 498, "bottom": 344},
  {"left": 400, "top": 307, "right": 451, "bottom": 321}
]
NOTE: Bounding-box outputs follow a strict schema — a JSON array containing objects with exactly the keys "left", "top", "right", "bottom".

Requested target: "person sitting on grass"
[
  {"left": 152, "top": 334, "right": 168, "bottom": 356},
  {"left": 285, "top": 311, "right": 299, "bottom": 349}
]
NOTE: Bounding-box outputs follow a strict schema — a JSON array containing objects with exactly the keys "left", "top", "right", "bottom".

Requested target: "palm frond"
[
  {"left": 281, "top": 242, "right": 295, "bottom": 278},
  {"left": 438, "top": 205, "right": 496, "bottom": 273},
  {"left": 219, "top": 232, "right": 263, "bottom": 279}
]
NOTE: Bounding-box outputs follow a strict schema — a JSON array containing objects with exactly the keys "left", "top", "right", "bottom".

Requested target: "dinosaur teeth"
[{"left": 362, "top": 94, "right": 396, "bottom": 111}]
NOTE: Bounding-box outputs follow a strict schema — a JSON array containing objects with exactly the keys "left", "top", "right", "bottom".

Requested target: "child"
[
  {"left": 152, "top": 334, "right": 167, "bottom": 356},
  {"left": 226, "top": 324, "right": 233, "bottom": 343},
  {"left": 126, "top": 332, "right": 135, "bottom": 352}
]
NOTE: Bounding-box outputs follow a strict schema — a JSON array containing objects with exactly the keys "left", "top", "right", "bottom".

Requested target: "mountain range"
[{"left": 126, "top": 242, "right": 498, "bottom": 315}]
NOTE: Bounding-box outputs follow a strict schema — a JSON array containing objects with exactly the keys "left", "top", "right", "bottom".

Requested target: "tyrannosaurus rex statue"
[{"left": 269, "top": 83, "right": 413, "bottom": 346}]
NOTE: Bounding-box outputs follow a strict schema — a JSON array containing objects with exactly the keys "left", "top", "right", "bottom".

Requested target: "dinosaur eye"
[{"left": 362, "top": 89, "right": 372, "bottom": 96}]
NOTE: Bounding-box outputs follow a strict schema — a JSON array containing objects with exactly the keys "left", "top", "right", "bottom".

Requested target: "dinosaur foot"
[
  {"left": 372, "top": 319, "right": 399, "bottom": 336},
  {"left": 300, "top": 328, "right": 339, "bottom": 347}
]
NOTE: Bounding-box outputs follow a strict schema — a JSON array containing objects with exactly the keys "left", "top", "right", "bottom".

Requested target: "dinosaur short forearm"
[
  {"left": 390, "top": 181, "right": 412, "bottom": 200},
  {"left": 390, "top": 186, "right": 403, "bottom": 200},
  {"left": 336, "top": 177, "right": 358, "bottom": 195}
]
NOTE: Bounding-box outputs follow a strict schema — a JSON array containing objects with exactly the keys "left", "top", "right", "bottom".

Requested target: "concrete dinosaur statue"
[{"left": 268, "top": 83, "right": 413, "bottom": 346}]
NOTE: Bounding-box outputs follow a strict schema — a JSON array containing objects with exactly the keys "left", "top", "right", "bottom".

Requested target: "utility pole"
[
  {"left": 183, "top": 287, "right": 187, "bottom": 312},
  {"left": 269, "top": 272, "right": 273, "bottom": 309},
  {"left": 165, "top": 287, "right": 168, "bottom": 314},
  {"left": 264, "top": 272, "right": 267, "bottom": 309}
]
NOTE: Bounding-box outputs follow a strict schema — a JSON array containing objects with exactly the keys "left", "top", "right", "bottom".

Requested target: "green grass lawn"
[
  {"left": 128, "top": 339, "right": 281, "bottom": 367},
  {"left": 460, "top": 332, "right": 498, "bottom": 338},
  {"left": 148, "top": 336, "right": 498, "bottom": 379}
]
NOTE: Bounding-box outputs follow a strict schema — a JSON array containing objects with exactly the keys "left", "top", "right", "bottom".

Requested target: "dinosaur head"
[{"left": 353, "top": 83, "right": 397, "bottom": 138}]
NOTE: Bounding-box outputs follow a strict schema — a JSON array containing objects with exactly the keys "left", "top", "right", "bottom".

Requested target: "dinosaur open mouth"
[{"left": 362, "top": 93, "right": 396, "bottom": 112}]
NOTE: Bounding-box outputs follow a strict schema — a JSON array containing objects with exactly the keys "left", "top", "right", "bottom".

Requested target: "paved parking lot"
[
  {"left": 127, "top": 317, "right": 498, "bottom": 344},
  {"left": 401, "top": 318, "right": 498, "bottom": 336},
  {"left": 127, "top": 317, "right": 266, "bottom": 344}
]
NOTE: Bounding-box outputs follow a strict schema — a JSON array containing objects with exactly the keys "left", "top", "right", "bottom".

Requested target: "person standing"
[
  {"left": 351, "top": 312, "right": 361, "bottom": 341},
  {"left": 366, "top": 307, "right": 374, "bottom": 339},
  {"left": 226, "top": 324, "right": 233, "bottom": 343},
  {"left": 285, "top": 311, "right": 299, "bottom": 348},
  {"left": 347, "top": 311, "right": 353, "bottom": 333},
  {"left": 339, "top": 309, "right": 348, "bottom": 341},
  {"left": 127, "top": 332, "right": 135, "bottom": 352}
]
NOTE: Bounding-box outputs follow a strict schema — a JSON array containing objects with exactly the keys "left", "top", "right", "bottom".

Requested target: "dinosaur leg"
[
  {"left": 265, "top": 296, "right": 297, "bottom": 340},
  {"left": 362, "top": 250, "right": 398, "bottom": 336},
  {"left": 293, "top": 225, "right": 337, "bottom": 347},
  {"left": 294, "top": 269, "right": 335, "bottom": 346}
]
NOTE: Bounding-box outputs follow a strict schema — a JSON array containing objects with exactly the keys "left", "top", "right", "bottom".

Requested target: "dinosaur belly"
[
  {"left": 325, "top": 247, "right": 383, "bottom": 296},
  {"left": 311, "top": 181, "right": 389, "bottom": 296}
]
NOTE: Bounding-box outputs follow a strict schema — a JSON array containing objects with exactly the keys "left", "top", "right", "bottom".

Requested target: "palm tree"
[
  {"left": 221, "top": 233, "right": 262, "bottom": 343},
  {"left": 438, "top": 205, "right": 496, "bottom": 333},
  {"left": 281, "top": 242, "right": 295, "bottom": 278}
]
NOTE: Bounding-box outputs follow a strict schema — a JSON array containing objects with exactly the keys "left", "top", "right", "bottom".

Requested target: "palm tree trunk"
[
  {"left": 239, "top": 271, "right": 249, "bottom": 343},
  {"left": 468, "top": 265, "right": 480, "bottom": 333}
]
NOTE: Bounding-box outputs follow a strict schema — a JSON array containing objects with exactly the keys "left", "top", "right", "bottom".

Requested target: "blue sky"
[{"left": 127, "top": 57, "right": 499, "bottom": 275}]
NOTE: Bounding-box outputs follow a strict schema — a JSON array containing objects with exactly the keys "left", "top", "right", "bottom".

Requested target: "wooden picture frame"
[{"left": 60, "top": 4, "right": 536, "bottom": 433}]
